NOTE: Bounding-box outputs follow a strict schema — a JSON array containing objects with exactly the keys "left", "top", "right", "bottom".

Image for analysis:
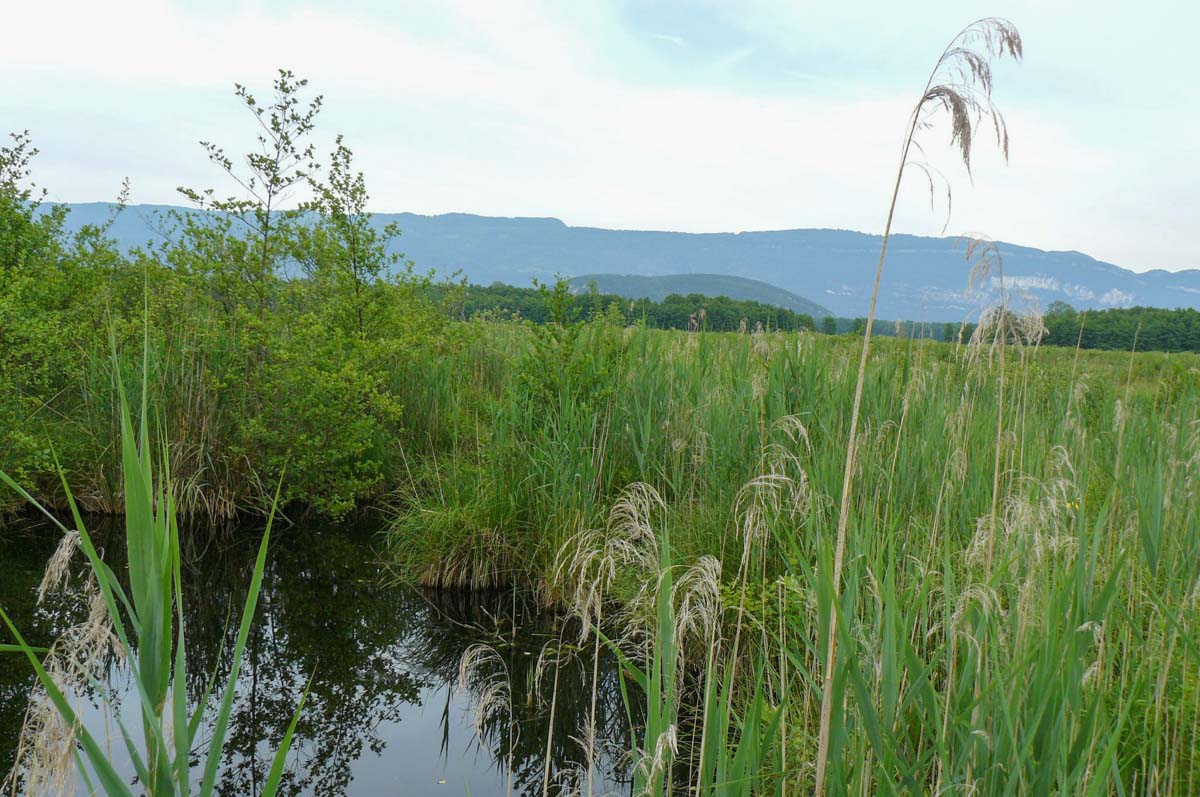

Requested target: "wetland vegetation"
[{"left": 3, "top": 17, "right": 1200, "bottom": 797}]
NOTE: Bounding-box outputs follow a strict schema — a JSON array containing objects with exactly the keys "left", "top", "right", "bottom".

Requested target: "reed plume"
[
  {"left": 551, "top": 482, "right": 664, "bottom": 797},
  {"left": 815, "top": 18, "right": 1022, "bottom": 793}
]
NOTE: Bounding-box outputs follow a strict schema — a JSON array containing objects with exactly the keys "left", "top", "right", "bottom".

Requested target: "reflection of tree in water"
[
  {"left": 1, "top": 521, "right": 632, "bottom": 796},
  {"left": 173, "top": 525, "right": 430, "bottom": 797},
  {"left": 183, "top": 535, "right": 634, "bottom": 797},
  {"left": 2, "top": 521, "right": 432, "bottom": 796}
]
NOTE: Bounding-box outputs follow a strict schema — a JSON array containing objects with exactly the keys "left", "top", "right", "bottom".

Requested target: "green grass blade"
[
  {"left": 199, "top": 481, "right": 282, "bottom": 797},
  {"left": 261, "top": 671, "right": 315, "bottom": 797}
]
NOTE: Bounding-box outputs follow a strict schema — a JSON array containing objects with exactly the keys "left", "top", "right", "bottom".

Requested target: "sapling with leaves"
[
  {"left": 0, "top": 131, "right": 67, "bottom": 276},
  {"left": 177, "top": 69, "right": 323, "bottom": 317},
  {"left": 296, "top": 135, "right": 408, "bottom": 339},
  {"left": 0, "top": 131, "right": 46, "bottom": 205}
]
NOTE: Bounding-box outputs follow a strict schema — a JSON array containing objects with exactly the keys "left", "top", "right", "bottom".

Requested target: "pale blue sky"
[{"left": 2, "top": 0, "right": 1195, "bottom": 272}]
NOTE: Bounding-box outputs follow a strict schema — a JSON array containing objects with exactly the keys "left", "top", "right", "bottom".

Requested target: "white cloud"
[
  {"left": 2, "top": 0, "right": 1196, "bottom": 274},
  {"left": 986, "top": 275, "right": 1096, "bottom": 302},
  {"left": 1099, "top": 289, "right": 1135, "bottom": 307},
  {"left": 651, "top": 33, "right": 687, "bottom": 47}
]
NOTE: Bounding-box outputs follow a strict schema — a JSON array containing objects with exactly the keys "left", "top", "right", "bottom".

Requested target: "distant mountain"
[
  {"left": 57, "top": 203, "right": 1200, "bottom": 322},
  {"left": 569, "top": 273, "right": 831, "bottom": 318}
]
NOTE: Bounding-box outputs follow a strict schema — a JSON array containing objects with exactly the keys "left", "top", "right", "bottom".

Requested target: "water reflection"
[{"left": 0, "top": 520, "right": 631, "bottom": 796}]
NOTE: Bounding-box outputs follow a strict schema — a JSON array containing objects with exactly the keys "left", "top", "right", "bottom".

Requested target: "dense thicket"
[{"left": 0, "top": 77, "right": 455, "bottom": 519}]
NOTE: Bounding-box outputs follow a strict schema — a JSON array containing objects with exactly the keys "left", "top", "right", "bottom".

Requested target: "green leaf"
[{"left": 261, "top": 670, "right": 315, "bottom": 797}]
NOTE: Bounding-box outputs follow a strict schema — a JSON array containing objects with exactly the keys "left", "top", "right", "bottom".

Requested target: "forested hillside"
[{"left": 59, "top": 201, "right": 1200, "bottom": 322}]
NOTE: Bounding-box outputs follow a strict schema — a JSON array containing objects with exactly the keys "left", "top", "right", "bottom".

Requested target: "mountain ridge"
[{"left": 54, "top": 202, "right": 1200, "bottom": 322}]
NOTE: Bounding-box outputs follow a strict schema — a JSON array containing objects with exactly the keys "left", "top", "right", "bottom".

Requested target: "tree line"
[
  {"left": 1043, "top": 301, "right": 1200, "bottom": 352},
  {"left": 436, "top": 281, "right": 817, "bottom": 332},
  {"left": 435, "top": 282, "right": 993, "bottom": 342}
]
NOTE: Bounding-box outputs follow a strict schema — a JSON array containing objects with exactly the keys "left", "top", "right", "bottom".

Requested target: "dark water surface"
[{"left": 0, "top": 518, "right": 630, "bottom": 796}]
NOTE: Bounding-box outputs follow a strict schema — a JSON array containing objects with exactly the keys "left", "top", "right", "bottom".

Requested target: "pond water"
[{"left": 0, "top": 518, "right": 631, "bottom": 796}]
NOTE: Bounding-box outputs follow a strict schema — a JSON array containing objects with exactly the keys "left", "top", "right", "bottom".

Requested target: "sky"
[{"left": 2, "top": 0, "right": 1196, "bottom": 273}]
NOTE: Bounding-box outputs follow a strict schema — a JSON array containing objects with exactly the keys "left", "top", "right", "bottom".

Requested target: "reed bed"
[{"left": 423, "top": 316, "right": 1200, "bottom": 794}]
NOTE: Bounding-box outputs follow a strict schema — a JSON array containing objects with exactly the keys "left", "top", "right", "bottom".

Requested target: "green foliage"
[
  {"left": 241, "top": 313, "right": 405, "bottom": 517},
  {"left": 517, "top": 276, "right": 625, "bottom": 413},
  {"left": 0, "top": 90, "right": 447, "bottom": 520},
  {"left": 294, "top": 135, "right": 410, "bottom": 339},
  {"left": 1045, "top": 302, "right": 1200, "bottom": 352},
  {"left": 0, "top": 348, "right": 304, "bottom": 796},
  {"left": 444, "top": 280, "right": 817, "bottom": 332}
]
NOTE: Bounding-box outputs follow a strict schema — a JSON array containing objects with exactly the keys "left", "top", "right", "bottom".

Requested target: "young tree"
[
  {"left": 296, "top": 135, "right": 406, "bottom": 338},
  {"left": 0, "top": 131, "right": 65, "bottom": 276},
  {"left": 177, "top": 69, "right": 323, "bottom": 317}
]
